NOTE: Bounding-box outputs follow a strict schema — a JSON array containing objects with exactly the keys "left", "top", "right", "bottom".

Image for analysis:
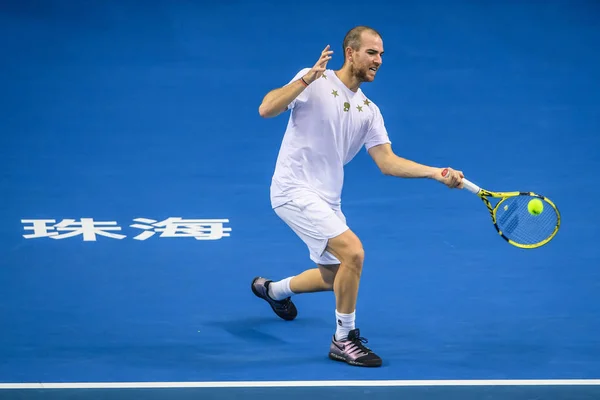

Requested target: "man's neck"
[{"left": 334, "top": 66, "right": 361, "bottom": 93}]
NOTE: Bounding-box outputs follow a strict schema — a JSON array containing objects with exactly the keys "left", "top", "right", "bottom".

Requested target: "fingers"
[
  {"left": 453, "top": 170, "right": 463, "bottom": 188},
  {"left": 447, "top": 170, "right": 458, "bottom": 188},
  {"left": 306, "top": 45, "right": 333, "bottom": 81},
  {"left": 318, "top": 44, "right": 333, "bottom": 66},
  {"left": 319, "top": 55, "right": 332, "bottom": 69},
  {"left": 452, "top": 171, "right": 461, "bottom": 188}
]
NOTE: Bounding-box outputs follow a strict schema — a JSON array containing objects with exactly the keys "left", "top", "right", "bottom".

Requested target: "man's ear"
[{"left": 345, "top": 47, "right": 353, "bottom": 62}]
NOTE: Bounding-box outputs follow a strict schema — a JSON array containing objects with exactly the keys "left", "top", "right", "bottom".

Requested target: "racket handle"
[
  {"left": 461, "top": 178, "right": 481, "bottom": 194},
  {"left": 441, "top": 168, "right": 480, "bottom": 194}
]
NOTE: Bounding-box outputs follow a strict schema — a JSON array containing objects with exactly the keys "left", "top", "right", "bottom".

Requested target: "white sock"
[
  {"left": 335, "top": 310, "right": 356, "bottom": 341},
  {"left": 267, "top": 277, "right": 295, "bottom": 300}
]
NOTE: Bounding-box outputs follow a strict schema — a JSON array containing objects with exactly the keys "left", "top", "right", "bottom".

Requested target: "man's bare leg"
[
  {"left": 324, "top": 229, "right": 364, "bottom": 315},
  {"left": 268, "top": 229, "right": 363, "bottom": 322},
  {"left": 324, "top": 229, "right": 381, "bottom": 367},
  {"left": 251, "top": 228, "right": 381, "bottom": 367},
  {"left": 289, "top": 264, "right": 340, "bottom": 293}
]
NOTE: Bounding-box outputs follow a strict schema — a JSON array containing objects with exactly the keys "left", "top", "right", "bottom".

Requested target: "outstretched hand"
[
  {"left": 303, "top": 45, "right": 333, "bottom": 84},
  {"left": 438, "top": 167, "right": 464, "bottom": 189}
]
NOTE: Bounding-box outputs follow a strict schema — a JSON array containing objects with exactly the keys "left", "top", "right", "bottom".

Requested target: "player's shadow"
[{"left": 207, "top": 317, "right": 328, "bottom": 345}]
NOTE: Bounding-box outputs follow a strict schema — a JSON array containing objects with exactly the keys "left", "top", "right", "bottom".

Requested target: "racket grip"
[{"left": 461, "top": 178, "right": 480, "bottom": 194}]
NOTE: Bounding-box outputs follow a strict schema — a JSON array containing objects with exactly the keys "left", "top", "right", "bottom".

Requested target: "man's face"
[{"left": 349, "top": 32, "right": 384, "bottom": 82}]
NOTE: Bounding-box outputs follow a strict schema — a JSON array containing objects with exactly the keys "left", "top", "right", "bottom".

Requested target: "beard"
[{"left": 351, "top": 63, "right": 373, "bottom": 82}]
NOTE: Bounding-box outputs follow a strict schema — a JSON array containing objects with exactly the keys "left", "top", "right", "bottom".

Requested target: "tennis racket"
[{"left": 442, "top": 169, "right": 561, "bottom": 249}]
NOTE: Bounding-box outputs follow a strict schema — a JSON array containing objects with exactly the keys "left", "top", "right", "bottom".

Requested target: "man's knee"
[
  {"left": 343, "top": 248, "right": 364, "bottom": 278},
  {"left": 347, "top": 247, "right": 365, "bottom": 266},
  {"left": 326, "top": 230, "right": 365, "bottom": 268}
]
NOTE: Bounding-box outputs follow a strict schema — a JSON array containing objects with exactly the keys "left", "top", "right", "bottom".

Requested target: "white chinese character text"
[
  {"left": 22, "top": 218, "right": 126, "bottom": 241},
  {"left": 130, "top": 217, "right": 231, "bottom": 240}
]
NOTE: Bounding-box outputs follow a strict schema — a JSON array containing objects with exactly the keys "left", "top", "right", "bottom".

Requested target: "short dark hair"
[{"left": 342, "top": 26, "right": 382, "bottom": 61}]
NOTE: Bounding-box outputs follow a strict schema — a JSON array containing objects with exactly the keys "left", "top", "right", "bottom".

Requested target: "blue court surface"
[{"left": 1, "top": 0, "right": 600, "bottom": 399}]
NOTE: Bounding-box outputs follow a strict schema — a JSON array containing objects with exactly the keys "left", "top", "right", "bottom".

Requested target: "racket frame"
[{"left": 461, "top": 178, "right": 561, "bottom": 249}]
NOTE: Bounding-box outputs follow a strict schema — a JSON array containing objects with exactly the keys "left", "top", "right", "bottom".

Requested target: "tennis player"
[{"left": 252, "top": 26, "right": 464, "bottom": 367}]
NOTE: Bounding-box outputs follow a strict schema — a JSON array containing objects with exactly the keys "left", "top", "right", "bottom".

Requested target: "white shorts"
[{"left": 274, "top": 194, "right": 349, "bottom": 265}]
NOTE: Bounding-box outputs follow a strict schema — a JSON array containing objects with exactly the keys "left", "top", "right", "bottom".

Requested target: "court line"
[{"left": 1, "top": 380, "right": 600, "bottom": 389}]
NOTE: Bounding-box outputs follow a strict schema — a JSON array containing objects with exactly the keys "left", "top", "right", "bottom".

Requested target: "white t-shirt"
[{"left": 270, "top": 68, "right": 391, "bottom": 210}]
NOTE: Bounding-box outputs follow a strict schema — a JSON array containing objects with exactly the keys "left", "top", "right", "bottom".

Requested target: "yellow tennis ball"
[{"left": 528, "top": 198, "right": 544, "bottom": 215}]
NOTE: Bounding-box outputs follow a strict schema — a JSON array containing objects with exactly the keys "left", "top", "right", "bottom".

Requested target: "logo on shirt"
[{"left": 333, "top": 89, "right": 371, "bottom": 113}]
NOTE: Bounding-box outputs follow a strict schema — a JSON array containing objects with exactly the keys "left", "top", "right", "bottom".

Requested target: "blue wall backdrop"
[{"left": 1, "top": 0, "right": 599, "bottom": 395}]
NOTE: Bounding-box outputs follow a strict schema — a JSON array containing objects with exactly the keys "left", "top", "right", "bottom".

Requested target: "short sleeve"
[
  {"left": 364, "top": 103, "right": 391, "bottom": 150},
  {"left": 287, "top": 68, "right": 311, "bottom": 111}
]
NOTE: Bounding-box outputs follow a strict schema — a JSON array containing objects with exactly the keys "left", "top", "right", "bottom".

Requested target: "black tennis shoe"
[{"left": 251, "top": 276, "right": 297, "bottom": 321}]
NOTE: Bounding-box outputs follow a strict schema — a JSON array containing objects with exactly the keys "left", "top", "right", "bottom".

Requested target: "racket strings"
[{"left": 494, "top": 196, "right": 558, "bottom": 245}]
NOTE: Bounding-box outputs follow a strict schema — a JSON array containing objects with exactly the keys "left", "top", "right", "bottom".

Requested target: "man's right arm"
[{"left": 258, "top": 77, "right": 309, "bottom": 118}]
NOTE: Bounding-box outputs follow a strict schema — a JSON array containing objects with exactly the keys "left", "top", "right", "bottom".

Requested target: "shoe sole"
[{"left": 328, "top": 352, "right": 382, "bottom": 367}]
